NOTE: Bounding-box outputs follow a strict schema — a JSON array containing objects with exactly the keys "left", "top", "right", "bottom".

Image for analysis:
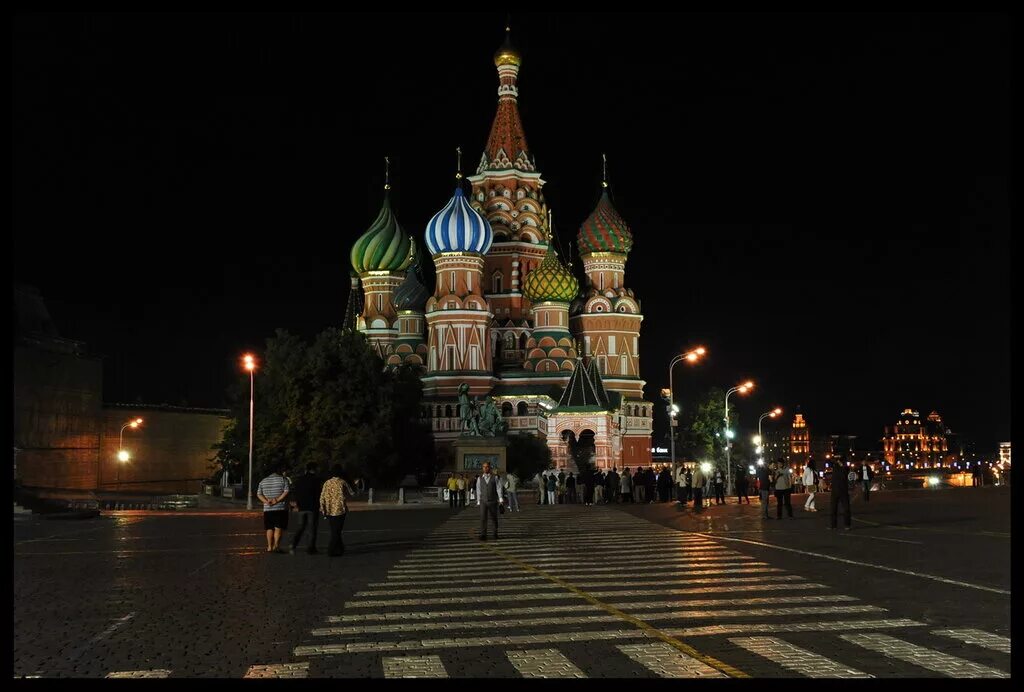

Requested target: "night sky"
[{"left": 13, "top": 12, "right": 1011, "bottom": 450}]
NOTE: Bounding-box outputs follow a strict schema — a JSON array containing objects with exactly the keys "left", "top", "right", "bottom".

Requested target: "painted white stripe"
[
  {"left": 326, "top": 595, "right": 859, "bottom": 623},
  {"left": 930, "top": 629, "right": 1011, "bottom": 654},
  {"left": 729, "top": 637, "right": 872, "bottom": 678},
  {"left": 295, "top": 630, "right": 650, "bottom": 656},
  {"left": 692, "top": 532, "right": 1011, "bottom": 595},
  {"left": 841, "top": 633, "right": 1009, "bottom": 678},
  {"left": 243, "top": 663, "right": 310, "bottom": 678},
  {"left": 394, "top": 550, "right": 735, "bottom": 565},
  {"left": 345, "top": 578, "right": 815, "bottom": 608},
  {"left": 366, "top": 576, "right": 548, "bottom": 587},
  {"left": 386, "top": 558, "right": 760, "bottom": 577},
  {"left": 666, "top": 618, "right": 924, "bottom": 638},
  {"left": 506, "top": 648, "right": 586, "bottom": 678},
  {"left": 105, "top": 670, "right": 172, "bottom": 678},
  {"left": 314, "top": 606, "right": 884, "bottom": 636},
  {"left": 618, "top": 642, "right": 727, "bottom": 678},
  {"left": 382, "top": 655, "right": 448, "bottom": 678}
]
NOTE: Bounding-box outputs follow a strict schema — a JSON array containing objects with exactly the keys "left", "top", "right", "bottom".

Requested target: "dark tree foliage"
[
  {"left": 506, "top": 434, "right": 552, "bottom": 480},
  {"left": 210, "top": 328, "right": 433, "bottom": 488}
]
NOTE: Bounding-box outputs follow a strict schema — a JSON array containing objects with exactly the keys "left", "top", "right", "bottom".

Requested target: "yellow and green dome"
[
  {"left": 350, "top": 193, "right": 414, "bottom": 274},
  {"left": 523, "top": 245, "right": 579, "bottom": 303}
]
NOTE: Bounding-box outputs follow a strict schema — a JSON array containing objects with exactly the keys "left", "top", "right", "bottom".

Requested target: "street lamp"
[
  {"left": 117, "top": 418, "right": 143, "bottom": 488},
  {"left": 243, "top": 353, "right": 257, "bottom": 510},
  {"left": 757, "top": 408, "right": 782, "bottom": 464},
  {"left": 665, "top": 346, "right": 707, "bottom": 489},
  {"left": 724, "top": 381, "right": 754, "bottom": 497}
]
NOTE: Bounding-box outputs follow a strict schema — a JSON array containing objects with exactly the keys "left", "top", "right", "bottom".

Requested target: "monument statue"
[
  {"left": 457, "top": 383, "right": 505, "bottom": 437},
  {"left": 479, "top": 397, "right": 506, "bottom": 437}
]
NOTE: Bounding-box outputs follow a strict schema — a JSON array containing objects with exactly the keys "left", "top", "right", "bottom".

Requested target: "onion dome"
[
  {"left": 350, "top": 193, "right": 414, "bottom": 274},
  {"left": 425, "top": 187, "right": 493, "bottom": 255},
  {"left": 523, "top": 245, "right": 578, "bottom": 303},
  {"left": 394, "top": 247, "right": 429, "bottom": 311},
  {"left": 494, "top": 25, "right": 521, "bottom": 67},
  {"left": 578, "top": 189, "right": 634, "bottom": 255}
]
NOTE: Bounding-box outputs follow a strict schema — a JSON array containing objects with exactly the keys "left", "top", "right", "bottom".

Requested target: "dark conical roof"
[
  {"left": 342, "top": 272, "right": 362, "bottom": 333},
  {"left": 556, "top": 359, "right": 606, "bottom": 411},
  {"left": 584, "top": 358, "right": 610, "bottom": 409}
]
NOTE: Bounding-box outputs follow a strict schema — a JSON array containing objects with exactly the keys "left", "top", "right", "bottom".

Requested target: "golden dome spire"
[{"left": 494, "top": 23, "right": 521, "bottom": 67}]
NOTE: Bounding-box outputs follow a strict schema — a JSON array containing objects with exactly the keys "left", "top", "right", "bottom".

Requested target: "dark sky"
[{"left": 13, "top": 12, "right": 1011, "bottom": 450}]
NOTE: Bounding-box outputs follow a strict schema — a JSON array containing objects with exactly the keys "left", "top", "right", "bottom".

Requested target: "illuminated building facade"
[
  {"left": 999, "top": 442, "right": 1010, "bottom": 466},
  {"left": 882, "top": 408, "right": 952, "bottom": 468}
]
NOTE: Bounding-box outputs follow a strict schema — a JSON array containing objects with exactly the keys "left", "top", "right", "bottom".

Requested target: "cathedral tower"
[{"left": 521, "top": 213, "right": 579, "bottom": 375}]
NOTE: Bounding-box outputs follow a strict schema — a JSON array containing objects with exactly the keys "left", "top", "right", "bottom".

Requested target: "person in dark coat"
[
  {"left": 288, "top": 462, "right": 323, "bottom": 554},
  {"left": 735, "top": 464, "right": 750, "bottom": 504},
  {"left": 830, "top": 455, "right": 853, "bottom": 530},
  {"left": 582, "top": 468, "right": 594, "bottom": 506},
  {"left": 657, "top": 467, "right": 672, "bottom": 502},
  {"left": 756, "top": 462, "right": 772, "bottom": 519},
  {"left": 606, "top": 467, "right": 619, "bottom": 503},
  {"left": 566, "top": 471, "right": 577, "bottom": 504},
  {"left": 684, "top": 468, "right": 693, "bottom": 504},
  {"left": 645, "top": 467, "right": 657, "bottom": 503}
]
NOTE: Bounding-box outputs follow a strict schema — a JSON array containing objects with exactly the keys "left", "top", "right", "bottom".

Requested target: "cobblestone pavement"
[{"left": 13, "top": 487, "right": 1011, "bottom": 678}]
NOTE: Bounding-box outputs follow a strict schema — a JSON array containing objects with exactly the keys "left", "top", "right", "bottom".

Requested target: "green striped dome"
[
  {"left": 523, "top": 245, "right": 579, "bottom": 303},
  {"left": 350, "top": 193, "right": 414, "bottom": 274},
  {"left": 578, "top": 189, "right": 633, "bottom": 255}
]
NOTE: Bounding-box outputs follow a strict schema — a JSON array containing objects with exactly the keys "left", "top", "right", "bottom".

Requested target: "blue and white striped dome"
[{"left": 424, "top": 187, "right": 493, "bottom": 256}]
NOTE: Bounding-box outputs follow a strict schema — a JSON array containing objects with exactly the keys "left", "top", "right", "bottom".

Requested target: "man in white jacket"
[{"left": 802, "top": 459, "right": 818, "bottom": 512}]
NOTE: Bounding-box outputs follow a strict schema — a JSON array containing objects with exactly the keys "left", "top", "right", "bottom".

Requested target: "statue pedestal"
[{"left": 453, "top": 435, "right": 509, "bottom": 474}]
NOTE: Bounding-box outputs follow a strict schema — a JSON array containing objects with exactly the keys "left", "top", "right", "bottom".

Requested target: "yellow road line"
[{"left": 475, "top": 535, "right": 749, "bottom": 678}]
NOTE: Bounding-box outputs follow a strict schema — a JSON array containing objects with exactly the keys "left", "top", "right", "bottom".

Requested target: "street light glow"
[
  {"left": 243, "top": 354, "right": 256, "bottom": 371},
  {"left": 700, "top": 462, "right": 712, "bottom": 474},
  {"left": 117, "top": 450, "right": 130, "bottom": 462},
  {"left": 773, "top": 407, "right": 782, "bottom": 415}
]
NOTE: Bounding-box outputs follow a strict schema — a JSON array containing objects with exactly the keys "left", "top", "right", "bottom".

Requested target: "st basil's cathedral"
[{"left": 346, "top": 27, "right": 654, "bottom": 471}]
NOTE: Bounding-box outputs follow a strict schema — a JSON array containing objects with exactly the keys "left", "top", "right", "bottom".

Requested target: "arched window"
[
  {"left": 445, "top": 405, "right": 453, "bottom": 418},
  {"left": 435, "top": 405, "right": 442, "bottom": 417},
  {"left": 519, "top": 333, "right": 528, "bottom": 350},
  {"left": 501, "top": 402, "right": 514, "bottom": 417},
  {"left": 517, "top": 402, "right": 529, "bottom": 416},
  {"left": 492, "top": 272, "right": 503, "bottom": 294}
]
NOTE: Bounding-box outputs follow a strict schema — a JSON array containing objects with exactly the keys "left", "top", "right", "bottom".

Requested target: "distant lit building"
[
  {"left": 999, "top": 442, "right": 1011, "bottom": 465},
  {"left": 882, "top": 408, "right": 951, "bottom": 468}
]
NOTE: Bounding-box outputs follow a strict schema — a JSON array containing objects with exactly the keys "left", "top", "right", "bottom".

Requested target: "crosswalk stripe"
[
  {"left": 295, "top": 630, "right": 651, "bottom": 655},
  {"left": 398, "top": 543, "right": 721, "bottom": 558},
  {"left": 385, "top": 559, "right": 758, "bottom": 577},
  {"left": 618, "top": 642, "right": 727, "bottom": 678},
  {"left": 325, "top": 595, "right": 860, "bottom": 623},
  {"left": 666, "top": 618, "right": 925, "bottom": 638},
  {"left": 930, "top": 629, "right": 1011, "bottom": 654},
  {"left": 382, "top": 655, "right": 448, "bottom": 678},
  {"left": 841, "top": 633, "right": 1010, "bottom": 678},
  {"left": 346, "top": 577, "right": 815, "bottom": 607},
  {"left": 506, "top": 648, "right": 586, "bottom": 678},
  {"left": 391, "top": 554, "right": 743, "bottom": 569},
  {"left": 105, "top": 670, "right": 172, "bottom": 678},
  {"left": 313, "top": 606, "right": 886, "bottom": 637},
  {"left": 243, "top": 663, "right": 309, "bottom": 678},
  {"left": 729, "top": 637, "right": 873, "bottom": 678}
]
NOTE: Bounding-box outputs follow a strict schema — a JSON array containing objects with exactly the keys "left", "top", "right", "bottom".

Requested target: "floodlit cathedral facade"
[{"left": 346, "top": 27, "right": 653, "bottom": 470}]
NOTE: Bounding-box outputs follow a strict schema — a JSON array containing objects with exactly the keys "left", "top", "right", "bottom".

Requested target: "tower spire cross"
[{"left": 384, "top": 155, "right": 390, "bottom": 190}]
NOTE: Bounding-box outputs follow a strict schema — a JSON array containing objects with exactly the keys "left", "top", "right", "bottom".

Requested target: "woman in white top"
[{"left": 802, "top": 459, "right": 818, "bottom": 512}]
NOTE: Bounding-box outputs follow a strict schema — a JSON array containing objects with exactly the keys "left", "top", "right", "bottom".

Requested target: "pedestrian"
[
  {"left": 288, "top": 462, "right": 322, "bottom": 554},
  {"left": 546, "top": 471, "right": 557, "bottom": 505},
  {"left": 505, "top": 470, "right": 520, "bottom": 512},
  {"left": 536, "top": 471, "right": 546, "bottom": 504},
  {"left": 256, "top": 462, "right": 291, "bottom": 553},
  {"left": 618, "top": 467, "right": 632, "bottom": 503},
  {"left": 713, "top": 467, "right": 726, "bottom": 505},
  {"left": 860, "top": 462, "right": 875, "bottom": 501},
  {"left": 736, "top": 464, "right": 750, "bottom": 504},
  {"left": 594, "top": 470, "right": 605, "bottom": 504},
  {"left": 476, "top": 461, "right": 504, "bottom": 540},
  {"left": 675, "top": 465, "right": 687, "bottom": 505},
  {"left": 319, "top": 464, "right": 356, "bottom": 557},
  {"left": 756, "top": 462, "right": 772, "bottom": 519},
  {"left": 447, "top": 473, "right": 459, "bottom": 509},
  {"left": 582, "top": 468, "right": 594, "bottom": 506},
  {"left": 457, "top": 474, "right": 467, "bottom": 507},
  {"left": 774, "top": 458, "right": 794, "bottom": 518},
  {"left": 566, "top": 471, "right": 577, "bottom": 504},
  {"left": 830, "top": 455, "right": 853, "bottom": 530},
  {"left": 803, "top": 459, "right": 818, "bottom": 512},
  {"left": 645, "top": 467, "right": 657, "bottom": 504},
  {"left": 633, "top": 468, "right": 645, "bottom": 503},
  {"left": 690, "top": 464, "right": 706, "bottom": 513},
  {"left": 684, "top": 467, "right": 694, "bottom": 505}
]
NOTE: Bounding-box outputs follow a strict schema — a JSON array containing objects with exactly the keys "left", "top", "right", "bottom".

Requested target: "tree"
[
  {"left": 506, "top": 434, "right": 552, "bottom": 480},
  {"left": 676, "top": 387, "right": 739, "bottom": 473}
]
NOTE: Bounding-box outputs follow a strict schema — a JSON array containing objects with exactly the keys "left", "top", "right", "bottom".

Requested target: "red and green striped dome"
[{"left": 577, "top": 189, "right": 633, "bottom": 255}]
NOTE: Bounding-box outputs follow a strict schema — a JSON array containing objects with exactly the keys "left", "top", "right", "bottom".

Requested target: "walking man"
[
  {"left": 756, "top": 462, "right": 772, "bottom": 519},
  {"left": 860, "top": 462, "right": 875, "bottom": 501},
  {"left": 257, "top": 462, "right": 290, "bottom": 553},
  {"left": 566, "top": 471, "right": 577, "bottom": 504},
  {"left": 536, "top": 471, "right": 546, "bottom": 504},
  {"left": 447, "top": 474, "right": 459, "bottom": 509},
  {"left": 546, "top": 470, "right": 557, "bottom": 506},
  {"left": 691, "top": 464, "right": 706, "bottom": 513},
  {"left": 594, "top": 470, "right": 605, "bottom": 504},
  {"left": 774, "top": 459, "right": 794, "bottom": 518},
  {"left": 802, "top": 458, "right": 818, "bottom": 512},
  {"left": 736, "top": 464, "right": 751, "bottom": 504},
  {"left": 713, "top": 467, "right": 726, "bottom": 505},
  {"left": 476, "top": 461, "right": 504, "bottom": 540},
  {"left": 505, "top": 470, "right": 520, "bottom": 512},
  {"left": 289, "top": 462, "right": 322, "bottom": 554},
  {"left": 319, "top": 464, "right": 356, "bottom": 557},
  {"left": 830, "top": 455, "right": 853, "bottom": 530}
]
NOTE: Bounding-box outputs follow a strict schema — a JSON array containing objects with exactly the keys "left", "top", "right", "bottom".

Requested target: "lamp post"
[
  {"left": 665, "top": 347, "right": 706, "bottom": 488},
  {"left": 724, "top": 381, "right": 754, "bottom": 497},
  {"left": 756, "top": 408, "right": 783, "bottom": 464},
  {"left": 243, "top": 354, "right": 257, "bottom": 510},
  {"left": 116, "top": 418, "right": 143, "bottom": 489}
]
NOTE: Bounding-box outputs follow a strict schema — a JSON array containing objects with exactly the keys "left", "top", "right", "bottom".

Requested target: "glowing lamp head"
[
  {"left": 685, "top": 352, "right": 698, "bottom": 362},
  {"left": 117, "top": 450, "right": 130, "bottom": 462},
  {"left": 725, "top": 429, "right": 735, "bottom": 439},
  {"left": 695, "top": 347, "right": 706, "bottom": 355},
  {"left": 773, "top": 408, "right": 782, "bottom": 415},
  {"left": 756, "top": 459, "right": 765, "bottom": 466},
  {"left": 748, "top": 465, "right": 756, "bottom": 474},
  {"left": 928, "top": 476, "right": 940, "bottom": 487},
  {"left": 671, "top": 404, "right": 679, "bottom": 413},
  {"left": 752, "top": 435, "right": 762, "bottom": 445},
  {"left": 243, "top": 354, "right": 256, "bottom": 371},
  {"left": 129, "top": 421, "right": 139, "bottom": 429},
  {"left": 743, "top": 381, "right": 754, "bottom": 389},
  {"left": 700, "top": 462, "right": 713, "bottom": 474}
]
